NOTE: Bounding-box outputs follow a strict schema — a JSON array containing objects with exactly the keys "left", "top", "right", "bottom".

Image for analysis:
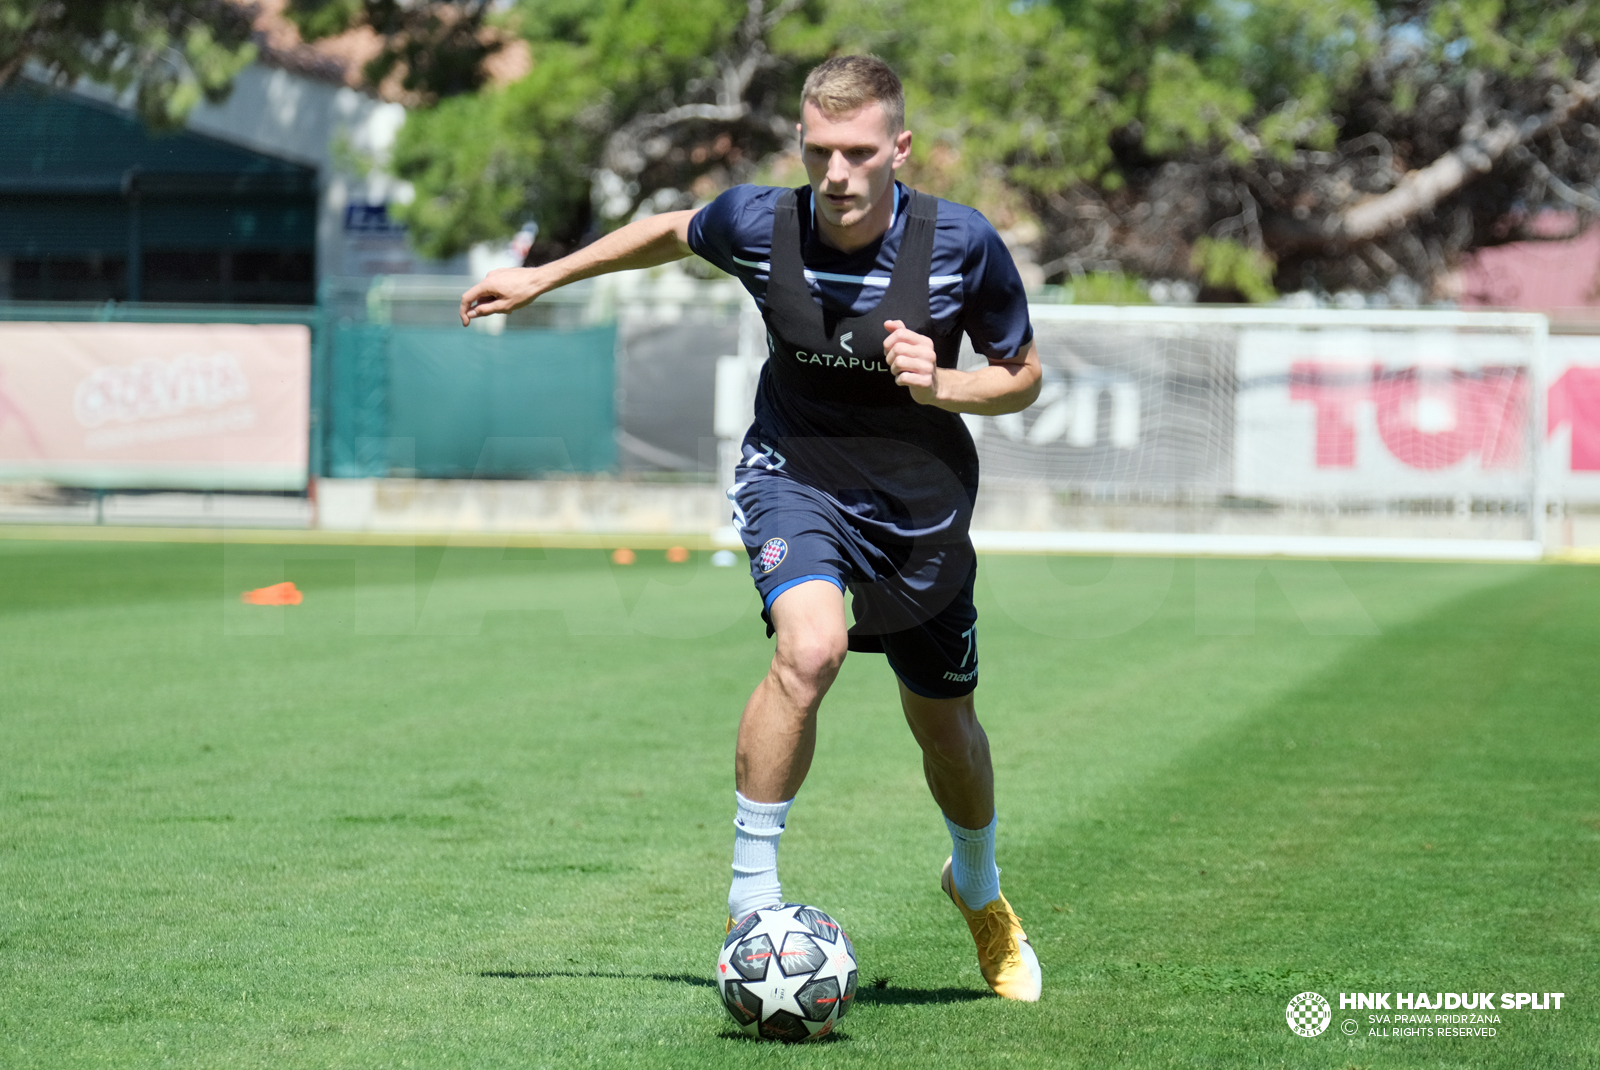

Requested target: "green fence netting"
[{"left": 324, "top": 322, "right": 618, "bottom": 478}]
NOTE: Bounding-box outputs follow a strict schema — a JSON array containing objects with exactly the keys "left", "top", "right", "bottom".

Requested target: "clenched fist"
[{"left": 883, "top": 319, "right": 939, "bottom": 405}]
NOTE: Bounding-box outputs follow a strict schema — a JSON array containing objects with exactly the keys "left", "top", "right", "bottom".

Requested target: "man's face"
[{"left": 799, "top": 100, "right": 913, "bottom": 234}]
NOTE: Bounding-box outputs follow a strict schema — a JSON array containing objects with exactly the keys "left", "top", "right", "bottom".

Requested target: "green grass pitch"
[{"left": 1, "top": 536, "right": 1596, "bottom": 1068}]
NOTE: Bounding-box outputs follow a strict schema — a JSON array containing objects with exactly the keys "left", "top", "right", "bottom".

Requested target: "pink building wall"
[{"left": 1454, "top": 215, "right": 1600, "bottom": 313}]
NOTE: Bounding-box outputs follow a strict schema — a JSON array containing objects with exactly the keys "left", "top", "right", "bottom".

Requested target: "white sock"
[
  {"left": 729, "top": 791, "right": 793, "bottom": 921},
  {"left": 945, "top": 813, "right": 1001, "bottom": 908}
]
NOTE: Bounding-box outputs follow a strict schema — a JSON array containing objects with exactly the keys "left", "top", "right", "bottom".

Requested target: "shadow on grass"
[
  {"left": 717, "top": 1028, "right": 851, "bottom": 1045},
  {"left": 479, "top": 969, "right": 716, "bottom": 988},
  {"left": 855, "top": 985, "right": 990, "bottom": 1006},
  {"left": 709, "top": 983, "right": 989, "bottom": 1046},
  {"left": 479, "top": 970, "right": 989, "bottom": 1006}
]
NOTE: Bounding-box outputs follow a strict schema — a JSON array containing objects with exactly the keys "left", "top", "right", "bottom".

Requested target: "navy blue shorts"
[{"left": 730, "top": 471, "right": 979, "bottom": 699}]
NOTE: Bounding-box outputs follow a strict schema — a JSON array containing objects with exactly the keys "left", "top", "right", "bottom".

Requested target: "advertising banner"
[
  {"left": 0, "top": 322, "right": 310, "bottom": 490},
  {"left": 1545, "top": 336, "right": 1600, "bottom": 502},
  {"left": 1234, "top": 328, "right": 1538, "bottom": 501}
]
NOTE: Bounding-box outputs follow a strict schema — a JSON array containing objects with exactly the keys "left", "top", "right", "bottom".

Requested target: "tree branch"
[
  {"left": 601, "top": 102, "right": 753, "bottom": 177},
  {"left": 598, "top": 0, "right": 801, "bottom": 190},
  {"left": 1336, "top": 68, "right": 1600, "bottom": 242},
  {"left": 1529, "top": 158, "right": 1600, "bottom": 215}
]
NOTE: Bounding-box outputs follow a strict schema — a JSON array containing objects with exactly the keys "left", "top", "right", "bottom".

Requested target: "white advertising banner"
[
  {"left": 1234, "top": 328, "right": 1537, "bottom": 501},
  {"left": 0, "top": 322, "right": 310, "bottom": 490}
]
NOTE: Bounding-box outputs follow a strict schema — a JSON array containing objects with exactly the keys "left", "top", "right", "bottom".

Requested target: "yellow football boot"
[{"left": 941, "top": 857, "right": 1042, "bottom": 1002}]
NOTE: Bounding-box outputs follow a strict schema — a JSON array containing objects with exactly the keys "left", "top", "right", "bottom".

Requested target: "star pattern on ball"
[{"left": 716, "top": 903, "right": 858, "bottom": 1042}]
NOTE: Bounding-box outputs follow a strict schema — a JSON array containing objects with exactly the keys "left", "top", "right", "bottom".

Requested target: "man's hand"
[
  {"left": 459, "top": 268, "right": 545, "bottom": 327},
  {"left": 458, "top": 210, "right": 698, "bottom": 328},
  {"left": 884, "top": 319, "right": 940, "bottom": 405},
  {"left": 884, "top": 324, "right": 1043, "bottom": 416}
]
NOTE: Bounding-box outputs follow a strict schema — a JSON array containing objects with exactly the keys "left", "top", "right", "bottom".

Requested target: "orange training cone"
[
  {"left": 241, "top": 581, "right": 303, "bottom": 605},
  {"left": 611, "top": 547, "right": 636, "bottom": 565}
]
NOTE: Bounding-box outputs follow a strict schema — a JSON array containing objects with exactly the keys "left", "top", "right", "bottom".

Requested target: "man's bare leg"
[
  {"left": 735, "top": 580, "right": 849, "bottom": 801},
  {"left": 897, "top": 682, "right": 994, "bottom": 831},
  {"left": 727, "top": 580, "right": 847, "bottom": 920},
  {"left": 900, "top": 679, "right": 1040, "bottom": 999},
  {"left": 900, "top": 680, "right": 1002, "bottom": 912}
]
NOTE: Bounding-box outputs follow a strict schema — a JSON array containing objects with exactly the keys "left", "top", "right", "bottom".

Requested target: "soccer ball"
[{"left": 716, "top": 903, "right": 858, "bottom": 1041}]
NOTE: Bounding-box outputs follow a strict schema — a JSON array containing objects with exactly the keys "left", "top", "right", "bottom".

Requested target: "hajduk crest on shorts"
[{"left": 757, "top": 537, "right": 788, "bottom": 573}]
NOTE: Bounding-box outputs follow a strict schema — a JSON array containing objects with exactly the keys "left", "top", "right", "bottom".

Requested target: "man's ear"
[{"left": 892, "top": 129, "right": 913, "bottom": 169}]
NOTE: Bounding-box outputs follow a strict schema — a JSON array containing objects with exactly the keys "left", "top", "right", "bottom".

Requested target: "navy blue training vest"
[{"left": 745, "top": 186, "right": 980, "bottom": 543}]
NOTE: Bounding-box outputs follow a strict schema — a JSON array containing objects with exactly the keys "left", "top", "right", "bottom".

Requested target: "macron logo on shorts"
[{"left": 758, "top": 537, "right": 788, "bottom": 573}]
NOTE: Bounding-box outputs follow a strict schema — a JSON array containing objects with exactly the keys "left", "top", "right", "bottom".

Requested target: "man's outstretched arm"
[{"left": 459, "top": 209, "right": 699, "bottom": 326}]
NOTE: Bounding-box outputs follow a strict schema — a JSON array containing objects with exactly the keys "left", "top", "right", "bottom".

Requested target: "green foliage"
[
  {"left": 389, "top": 86, "right": 566, "bottom": 260},
  {"left": 386, "top": 0, "right": 1600, "bottom": 284},
  {"left": 0, "top": 0, "right": 258, "bottom": 127},
  {"left": 283, "top": 0, "right": 365, "bottom": 42},
  {"left": 1069, "top": 272, "right": 1151, "bottom": 304},
  {"left": 826, "top": 0, "right": 1380, "bottom": 198},
  {"left": 391, "top": 0, "right": 827, "bottom": 257},
  {"left": 1190, "top": 236, "right": 1278, "bottom": 302},
  {"left": 829, "top": 0, "right": 1113, "bottom": 201},
  {"left": 285, "top": 0, "right": 507, "bottom": 100}
]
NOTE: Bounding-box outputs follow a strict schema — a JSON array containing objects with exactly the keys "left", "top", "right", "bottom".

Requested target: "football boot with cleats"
[{"left": 941, "top": 856, "right": 1042, "bottom": 1002}]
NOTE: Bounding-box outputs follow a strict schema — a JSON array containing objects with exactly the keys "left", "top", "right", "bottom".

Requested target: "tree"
[
  {"left": 382, "top": 0, "right": 1600, "bottom": 298},
  {"left": 283, "top": 0, "right": 509, "bottom": 102},
  {"left": 0, "top": 0, "right": 258, "bottom": 126},
  {"left": 387, "top": 0, "right": 827, "bottom": 261},
  {"left": 846, "top": 0, "right": 1600, "bottom": 299}
]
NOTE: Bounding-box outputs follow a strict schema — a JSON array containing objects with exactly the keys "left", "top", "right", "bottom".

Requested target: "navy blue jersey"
[
  {"left": 688, "top": 182, "right": 1033, "bottom": 361},
  {"left": 691, "top": 182, "right": 1033, "bottom": 542}
]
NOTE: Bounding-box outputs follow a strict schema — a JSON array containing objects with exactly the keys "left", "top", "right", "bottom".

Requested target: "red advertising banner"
[{"left": 0, "top": 322, "right": 310, "bottom": 490}]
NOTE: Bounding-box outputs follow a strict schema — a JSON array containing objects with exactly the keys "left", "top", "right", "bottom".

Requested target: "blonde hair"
[{"left": 800, "top": 55, "right": 905, "bottom": 134}]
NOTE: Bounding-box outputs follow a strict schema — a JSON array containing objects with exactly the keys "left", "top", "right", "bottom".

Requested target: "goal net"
[{"left": 962, "top": 306, "right": 1550, "bottom": 560}]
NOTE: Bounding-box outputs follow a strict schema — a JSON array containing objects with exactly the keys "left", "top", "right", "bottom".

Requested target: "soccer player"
[{"left": 460, "top": 55, "right": 1044, "bottom": 1002}]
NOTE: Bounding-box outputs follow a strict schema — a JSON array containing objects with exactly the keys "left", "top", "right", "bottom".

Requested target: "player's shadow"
[
  {"left": 479, "top": 970, "right": 988, "bottom": 1007},
  {"left": 856, "top": 984, "right": 990, "bottom": 1005},
  {"left": 479, "top": 969, "right": 716, "bottom": 988}
]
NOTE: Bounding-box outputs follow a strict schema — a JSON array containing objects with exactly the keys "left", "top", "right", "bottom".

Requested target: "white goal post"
[
  {"left": 715, "top": 302, "right": 1573, "bottom": 561},
  {"left": 965, "top": 305, "right": 1552, "bottom": 560}
]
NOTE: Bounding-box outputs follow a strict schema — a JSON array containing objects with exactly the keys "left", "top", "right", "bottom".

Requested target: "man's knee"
[
  {"left": 773, "top": 630, "right": 847, "bottom": 698},
  {"left": 766, "top": 579, "right": 848, "bottom": 702},
  {"left": 921, "top": 724, "right": 985, "bottom": 768}
]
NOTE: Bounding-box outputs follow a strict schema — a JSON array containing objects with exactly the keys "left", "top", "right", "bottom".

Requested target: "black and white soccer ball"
[{"left": 717, "top": 903, "right": 858, "bottom": 1042}]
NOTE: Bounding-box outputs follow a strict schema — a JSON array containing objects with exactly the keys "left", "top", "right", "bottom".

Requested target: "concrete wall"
[{"left": 315, "top": 478, "right": 725, "bottom": 535}]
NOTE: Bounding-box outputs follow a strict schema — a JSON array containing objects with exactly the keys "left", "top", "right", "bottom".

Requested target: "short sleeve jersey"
[
  {"left": 688, "top": 182, "right": 1033, "bottom": 362},
  {"left": 688, "top": 182, "right": 1033, "bottom": 541}
]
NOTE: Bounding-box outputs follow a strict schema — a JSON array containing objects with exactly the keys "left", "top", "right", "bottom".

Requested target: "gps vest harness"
[
  {"left": 747, "top": 185, "right": 979, "bottom": 541},
  {"left": 763, "top": 186, "right": 964, "bottom": 405}
]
